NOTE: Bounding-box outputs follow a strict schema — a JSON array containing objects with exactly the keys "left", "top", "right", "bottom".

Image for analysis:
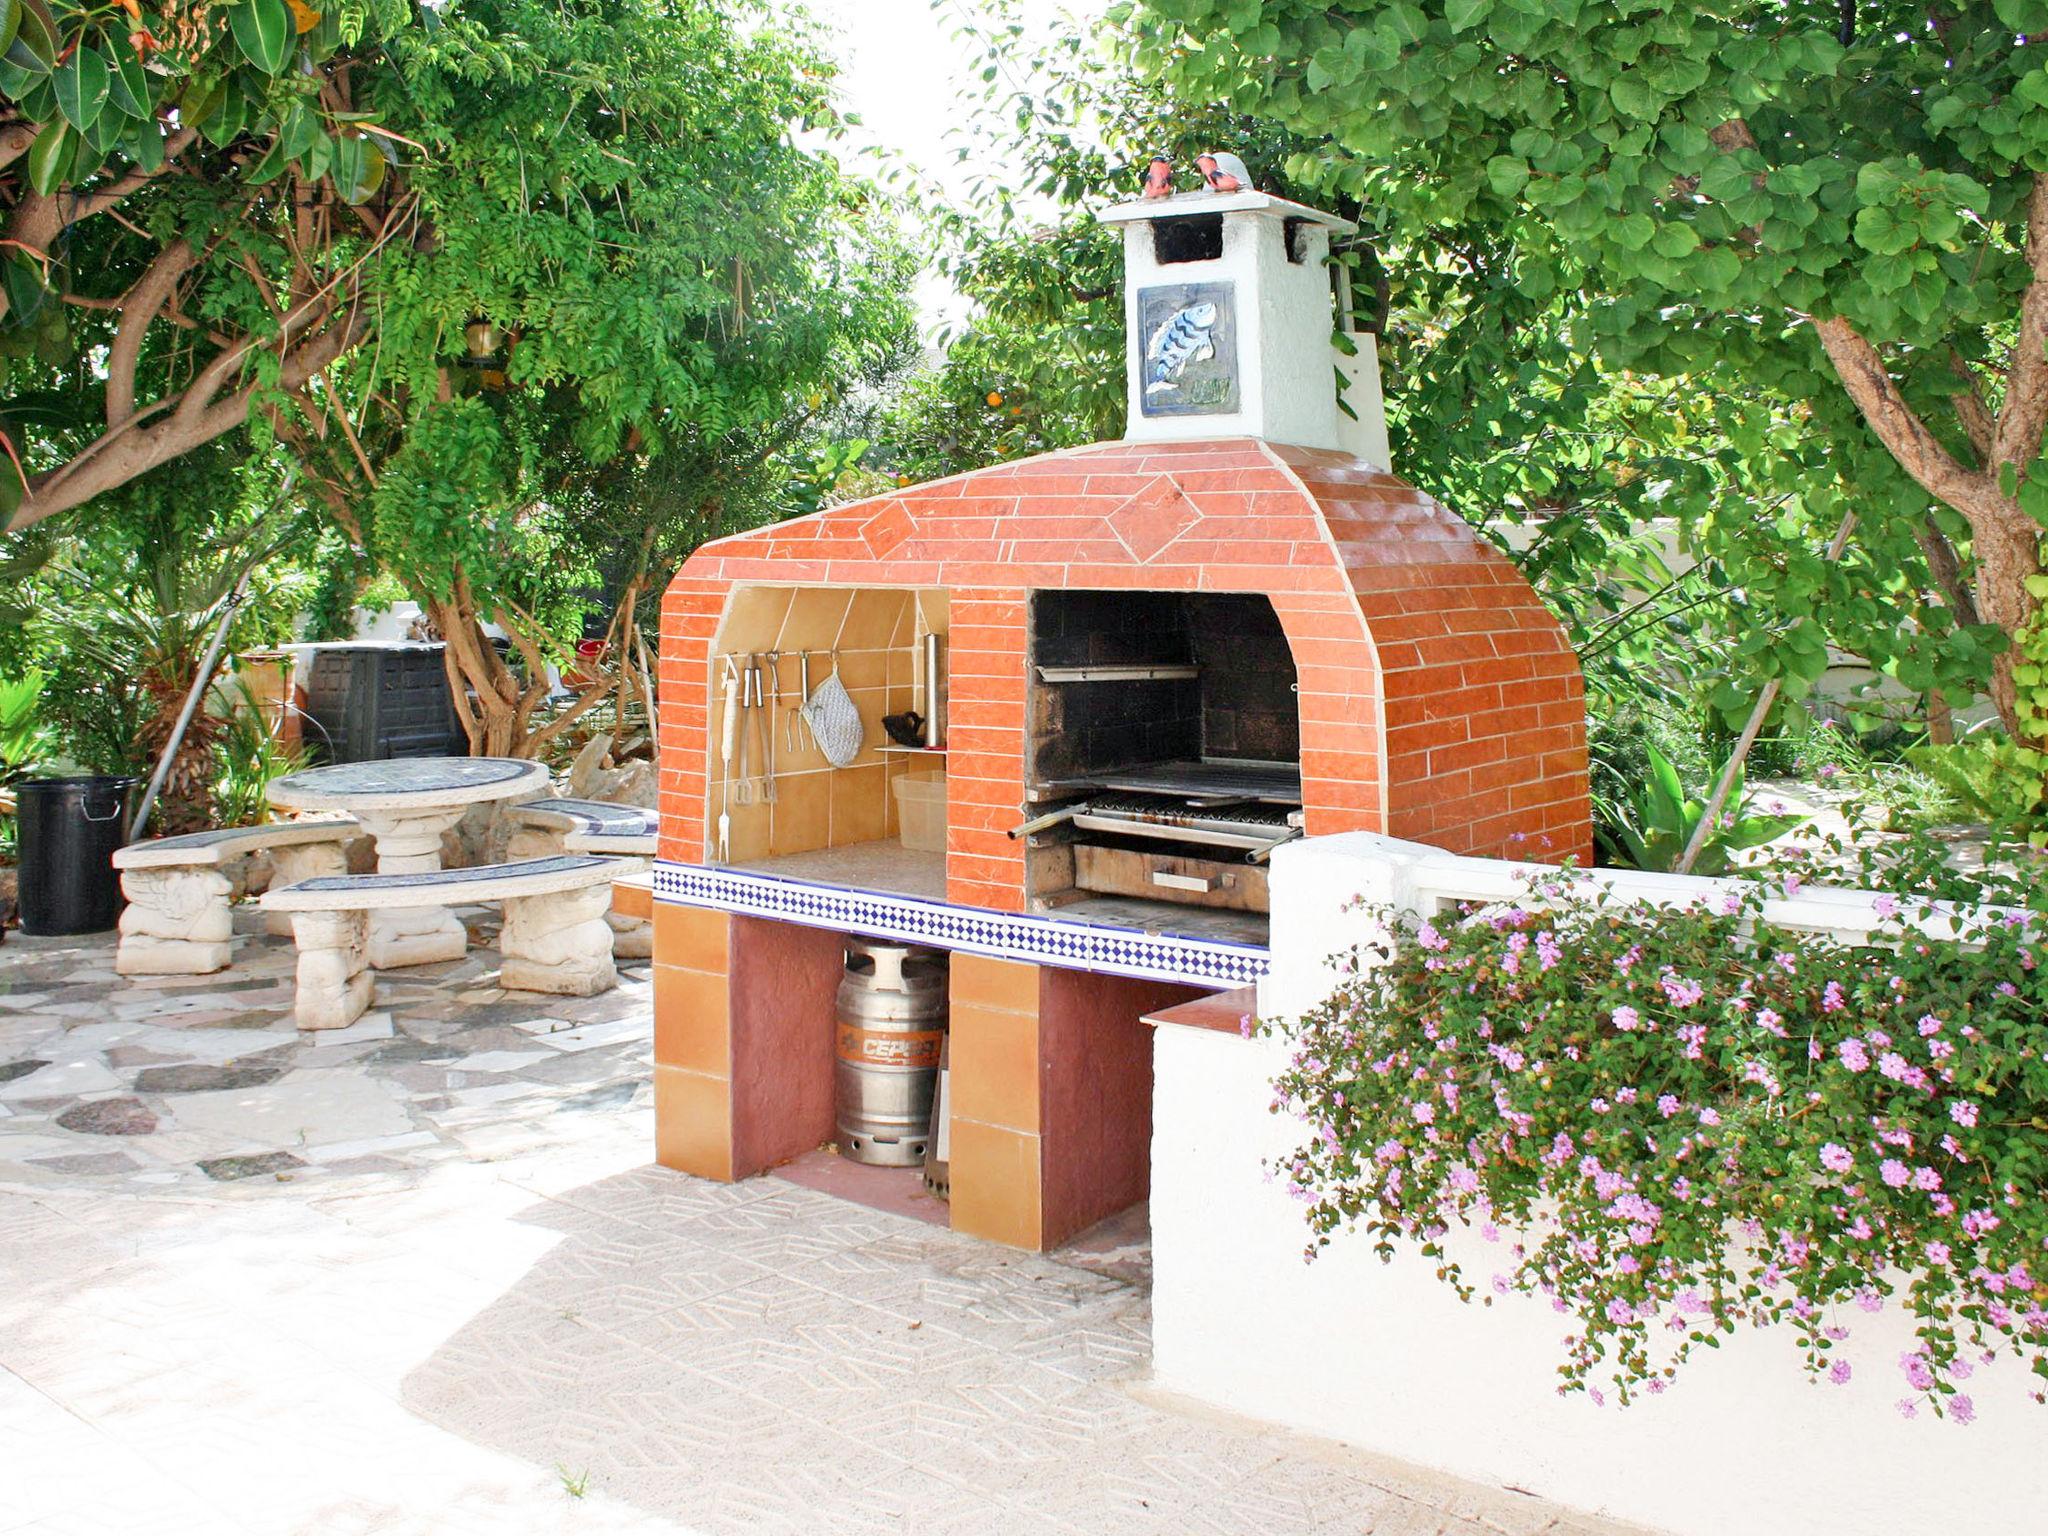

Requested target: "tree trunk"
[{"left": 1966, "top": 508, "right": 2043, "bottom": 736}]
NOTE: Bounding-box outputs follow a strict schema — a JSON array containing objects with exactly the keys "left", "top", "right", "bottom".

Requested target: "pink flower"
[
  {"left": 1896, "top": 1399, "right": 1918, "bottom": 1420},
  {"left": 1879, "top": 1159, "right": 1910, "bottom": 1188},
  {"left": 1698, "top": 1108, "right": 1721, "bottom": 1127},
  {"left": 1657, "top": 1094, "right": 1680, "bottom": 1118},
  {"left": 1612, "top": 1005, "right": 1641, "bottom": 1031},
  {"left": 1829, "top": 1359, "right": 1852, "bottom": 1385},
  {"left": 1822, "top": 981, "right": 1847, "bottom": 1012},
  {"left": 1951, "top": 1394, "right": 1976, "bottom": 1426},
  {"left": 1839, "top": 1039, "right": 1870, "bottom": 1072},
  {"left": 1926, "top": 1241, "right": 1952, "bottom": 1266},
  {"left": 1411, "top": 1102, "right": 1435, "bottom": 1125},
  {"left": 1917, "top": 1014, "right": 1942, "bottom": 1037},
  {"left": 1950, "top": 1101, "right": 1979, "bottom": 1129},
  {"left": 1820, "top": 1144, "right": 1853, "bottom": 1173},
  {"left": 1873, "top": 893, "right": 1900, "bottom": 919}
]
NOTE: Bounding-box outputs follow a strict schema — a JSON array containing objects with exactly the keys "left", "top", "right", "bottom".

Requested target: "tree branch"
[
  {"left": 1991, "top": 171, "right": 2048, "bottom": 469},
  {"left": 1811, "top": 313, "right": 2001, "bottom": 519},
  {"left": 5, "top": 305, "right": 369, "bottom": 532},
  {"left": 1947, "top": 348, "right": 1995, "bottom": 465},
  {"left": 106, "top": 240, "right": 198, "bottom": 429},
  {"left": 1915, "top": 517, "right": 1982, "bottom": 628},
  {"left": 0, "top": 122, "right": 38, "bottom": 173},
  {"left": 0, "top": 128, "right": 200, "bottom": 325}
]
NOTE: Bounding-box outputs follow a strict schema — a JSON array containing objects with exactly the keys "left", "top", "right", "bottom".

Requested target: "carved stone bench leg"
[
  {"left": 604, "top": 857, "right": 653, "bottom": 960},
  {"left": 290, "top": 910, "right": 372, "bottom": 1030},
  {"left": 263, "top": 841, "right": 351, "bottom": 936},
  {"left": 116, "top": 867, "right": 234, "bottom": 976},
  {"left": 499, "top": 885, "right": 617, "bottom": 996}
]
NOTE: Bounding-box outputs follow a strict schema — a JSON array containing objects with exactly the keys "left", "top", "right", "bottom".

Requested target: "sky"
[{"left": 806, "top": 0, "right": 1103, "bottom": 335}]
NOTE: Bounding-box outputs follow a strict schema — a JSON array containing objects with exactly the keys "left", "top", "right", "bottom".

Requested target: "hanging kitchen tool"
[
  {"left": 762, "top": 652, "right": 781, "bottom": 803},
  {"left": 717, "top": 659, "right": 740, "bottom": 861},
  {"left": 787, "top": 651, "right": 812, "bottom": 754},
  {"left": 748, "top": 655, "right": 772, "bottom": 803},
  {"left": 801, "top": 650, "right": 864, "bottom": 768},
  {"left": 733, "top": 656, "right": 755, "bottom": 806}
]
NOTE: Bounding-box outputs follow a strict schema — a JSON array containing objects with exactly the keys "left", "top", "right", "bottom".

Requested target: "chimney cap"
[{"left": 1098, "top": 188, "right": 1355, "bottom": 234}]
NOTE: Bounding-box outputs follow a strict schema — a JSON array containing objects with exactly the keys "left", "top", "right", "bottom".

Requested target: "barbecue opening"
[{"left": 1016, "top": 590, "right": 1302, "bottom": 937}]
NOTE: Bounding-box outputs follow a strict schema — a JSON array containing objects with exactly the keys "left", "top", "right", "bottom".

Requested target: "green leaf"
[
  {"left": 24, "top": 116, "right": 68, "bottom": 193},
  {"left": 1445, "top": 0, "right": 1489, "bottom": 32},
  {"left": 52, "top": 39, "right": 109, "bottom": 133},
  {"left": 129, "top": 121, "right": 163, "bottom": 172},
  {"left": 105, "top": 40, "right": 148, "bottom": 118},
  {"left": 9, "top": 0, "right": 53, "bottom": 65},
  {"left": 1650, "top": 221, "right": 1699, "bottom": 258},
  {"left": 229, "top": 0, "right": 292, "bottom": 75},
  {"left": 1485, "top": 155, "right": 1529, "bottom": 199},
  {"left": 0, "top": 0, "right": 20, "bottom": 60}
]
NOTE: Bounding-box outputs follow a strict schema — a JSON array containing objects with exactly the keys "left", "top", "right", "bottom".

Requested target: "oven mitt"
[{"left": 802, "top": 670, "right": 865, "bottom": 768}]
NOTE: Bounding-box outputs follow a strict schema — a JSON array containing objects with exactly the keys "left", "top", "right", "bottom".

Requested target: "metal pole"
[
  {"left": 1672, "top": 507, "right": 1857, "bottom": 877},
  {"left": 128, "top": 468, "right": 298, "bottom": 843},
  {"left": 128, "top": 570, "right": 252, "bottom": 843}
]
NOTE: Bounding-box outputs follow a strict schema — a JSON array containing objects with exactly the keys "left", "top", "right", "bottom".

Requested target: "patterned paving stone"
[
  {"left": 132, "top": 1061, "right": 287, "bottom": 1093},
  {"left": 0, "top": 919, "right": 1655, "bottom": 1536},
  {"left": 54, "top": 1096, "right": 159, "bottom": 1136},
  {"left": 198, "top": 1150, "right": 307, "bottom": 1181}
]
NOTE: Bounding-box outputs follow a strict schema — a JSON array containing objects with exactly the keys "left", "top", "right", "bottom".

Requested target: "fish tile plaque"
[{"left": 1137, "top": 281, "right": 1239, "bottom": 417}]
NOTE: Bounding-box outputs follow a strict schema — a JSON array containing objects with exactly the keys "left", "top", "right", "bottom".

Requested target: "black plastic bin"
[
  {"left": 16, "top": 775, "right": 137, "bottom": 936},
  {"left": 299, "top": 643, "right": 466, "bottom": 764}
]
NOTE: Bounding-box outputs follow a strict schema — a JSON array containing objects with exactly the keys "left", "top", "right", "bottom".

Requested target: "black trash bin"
[{"left": 16, "top": 775, "right": 137, "bottom": 936}]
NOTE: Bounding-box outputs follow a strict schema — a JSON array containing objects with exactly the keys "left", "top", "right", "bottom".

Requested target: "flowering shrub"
[{"left": 1269, "top": 870, "right": 2048, "bottom": 1421}]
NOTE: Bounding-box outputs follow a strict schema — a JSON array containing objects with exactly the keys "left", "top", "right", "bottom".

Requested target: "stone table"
[{"left": 266, "top": 758, "right": 550, "bottom": 968}]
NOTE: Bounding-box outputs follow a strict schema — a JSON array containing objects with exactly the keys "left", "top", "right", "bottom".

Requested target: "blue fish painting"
[{"left": 1145, "top": 301, "right": 1219, "bottom": 395}]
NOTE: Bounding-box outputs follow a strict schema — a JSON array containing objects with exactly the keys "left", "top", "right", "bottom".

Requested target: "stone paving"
[{"left": 0, "top": 912, "right": 1648, "bottom": 1536}]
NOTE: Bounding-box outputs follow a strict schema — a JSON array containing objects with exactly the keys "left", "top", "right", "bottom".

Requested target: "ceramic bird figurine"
[
  {"left": 1197, "top": 151, "right": 1253, "bottom": 193},
  {"left": 1141, "top": 155, "right": 1174, "bottom": 199}
]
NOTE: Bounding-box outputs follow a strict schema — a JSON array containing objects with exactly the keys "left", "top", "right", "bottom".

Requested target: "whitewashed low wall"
[{"left": 1150, "top": 832, "right": 2045, "bottom": 1536}]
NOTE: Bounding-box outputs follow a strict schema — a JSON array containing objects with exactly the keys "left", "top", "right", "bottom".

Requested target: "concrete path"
[{"left": 0, "top": 916, "right": 1646, "bottom": 1536}]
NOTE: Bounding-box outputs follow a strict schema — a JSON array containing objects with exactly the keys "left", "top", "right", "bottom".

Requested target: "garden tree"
[
  {"left": 2, "top": 0, "right": 916, "bottom": 754},
  {"left": 0, "top": 0, "right": 417, "bottom": 528},
  {"left": 888, "top": 4, "right": 2003, "bottom": 783},
  {"left": 876, "top": 0, "right": 1355, "bottom": 477},
  {"left": 1125, "top": 0, "right": 2048, "bottom": 784},
  {"left": 271, "top": 0, "right": 915, "bottom": 755}
]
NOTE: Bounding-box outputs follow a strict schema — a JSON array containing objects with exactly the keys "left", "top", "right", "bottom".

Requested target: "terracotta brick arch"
[{"left": 659, "top": 437, "right": 1590, "bottom": 906}]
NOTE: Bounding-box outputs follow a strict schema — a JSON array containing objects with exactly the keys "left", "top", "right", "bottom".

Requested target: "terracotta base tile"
[
  {"left": 654, "top": 903, "right": 731, "bottom": 974},
  {"left": 949, "top": 1002, "right": 1041, "bottom": 1135},
  {"left": 654, "top": 1064, "right": 734, "bottom": 1181},
  {"left": 654, "top": 964, "right": 732, "bottom": 1076},
  {"left": 948, "top": 1118, "right": 1043, "bottom": 1250}
]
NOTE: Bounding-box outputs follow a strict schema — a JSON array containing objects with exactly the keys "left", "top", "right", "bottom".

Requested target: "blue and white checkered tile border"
[{"left": 653, "top": 861, "right": 1270, "bottom": 989}]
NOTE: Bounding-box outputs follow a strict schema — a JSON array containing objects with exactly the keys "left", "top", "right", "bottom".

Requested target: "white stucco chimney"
[{"left": 1099, "top": 189, "right": 1389, "bottom": 466}]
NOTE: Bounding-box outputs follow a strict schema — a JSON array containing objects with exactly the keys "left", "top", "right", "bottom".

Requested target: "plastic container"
[
  {"left": 892, "top": 774, "right": 947, "bottom": 853},
  {"left": 299, "top": 643, "right": 465, "bottom": 763},
  {"left": 15, "top": 775, "right": 137, "bottom": 935}
]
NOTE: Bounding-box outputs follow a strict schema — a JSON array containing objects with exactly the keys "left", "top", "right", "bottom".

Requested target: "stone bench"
[
  {"left": 504, "top": 799, "right": 656, "bottom": 957},
  {"left": 261, "top": 855, "right": 621, "bottom": 1030},
  {"left": 113, "top": 817, "right": 359, "bottom": 977}
]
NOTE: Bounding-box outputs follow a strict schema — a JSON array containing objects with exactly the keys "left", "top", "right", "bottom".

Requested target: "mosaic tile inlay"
[{"left": 653, "top": 861, "right": 1269, "bottom": 988}]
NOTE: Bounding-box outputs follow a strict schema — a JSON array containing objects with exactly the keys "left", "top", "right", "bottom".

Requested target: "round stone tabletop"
[{"left": 267, "top": 757, "right": 552, "bottom": 814}]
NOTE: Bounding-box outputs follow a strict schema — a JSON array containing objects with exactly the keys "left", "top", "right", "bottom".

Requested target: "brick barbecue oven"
[{"left": 649, "top": 189, "right": 1591, "bottom": 1250}]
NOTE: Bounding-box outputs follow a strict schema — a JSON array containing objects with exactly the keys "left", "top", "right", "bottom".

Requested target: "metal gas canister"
[{"left": 834, "top": 939, "right": 949, "bottom": 1167}]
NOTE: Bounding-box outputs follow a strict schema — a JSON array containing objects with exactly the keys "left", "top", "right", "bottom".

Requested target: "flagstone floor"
[{"left": 0, "top": 912, "right": 1649, "bottom": 1536}]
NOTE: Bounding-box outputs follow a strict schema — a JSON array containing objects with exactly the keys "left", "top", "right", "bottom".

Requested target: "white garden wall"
[{"left": 1150, "top": 833, "right": 2045, "bottom": 1536}]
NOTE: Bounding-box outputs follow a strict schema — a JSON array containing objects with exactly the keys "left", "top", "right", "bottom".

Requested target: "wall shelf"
[
  {"left": 879, "top": 744, "right": 947, "bottom": 755},
  {"left": 1035, "top": 664, "right": 1198, "bottom": 684}
]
